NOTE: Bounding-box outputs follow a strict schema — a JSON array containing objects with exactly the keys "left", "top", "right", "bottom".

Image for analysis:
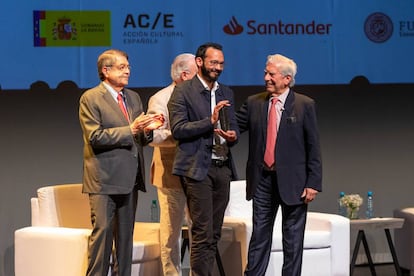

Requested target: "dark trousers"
[
  {"left": 245, "top": 171, "right": 307, "bottom": 276},
  {"left": 87, "top": 186, "right": 138, "bottom": 276},
  {"left": 181, "top": 165, "right": 231, "bottom": 276}
]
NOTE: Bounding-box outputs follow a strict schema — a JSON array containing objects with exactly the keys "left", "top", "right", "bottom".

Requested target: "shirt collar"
[
  {"left": 197, "top": 74, "right": 219, "bottom": 93},
  {"left": 102, "top": 82, "right": 123, "bottom": 101},
  {"left": 270, "top": 88, "right": 289, "bottom": 105}
]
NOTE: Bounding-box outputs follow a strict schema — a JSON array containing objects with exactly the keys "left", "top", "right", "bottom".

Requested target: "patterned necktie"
[
  {"left": 117, "top": 92, "right": 129, "bottom": 121},
  {"left": 264, "top": 97, "right": 279, "bottom": 167}
]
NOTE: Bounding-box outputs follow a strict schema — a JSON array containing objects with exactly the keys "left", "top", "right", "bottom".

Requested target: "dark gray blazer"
[
  {"left": 79, "top": 82, "right": 150, "bottom": 194},
  {"left": 168, "top": 77, "right": 239, "bottom": 182},
  {"left": 237, "top": 89, "right": 322, "bottom": 204}
]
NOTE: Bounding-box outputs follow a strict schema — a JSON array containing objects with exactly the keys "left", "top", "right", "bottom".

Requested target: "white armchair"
[
  {"left": 223, "top": 180, "right": 350, "bottom": 276},
  {"left": 394, "top": 207, "right": 414, "bottom": 274},
  {"left": 14, "top": 183, "right": 161, "bottom": 276}
]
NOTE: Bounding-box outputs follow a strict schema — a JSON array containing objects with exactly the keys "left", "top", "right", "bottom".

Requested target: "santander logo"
[
  {"left": 223, "top": 16, "right": 332, "bottom": 36},
  {"left": 223, "top": 16, "right": 244, "bottom": 35}
]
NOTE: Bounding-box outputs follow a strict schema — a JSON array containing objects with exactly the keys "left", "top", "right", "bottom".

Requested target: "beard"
[{"left": 200, "top": 64, "right": 221, "bottom": 83}]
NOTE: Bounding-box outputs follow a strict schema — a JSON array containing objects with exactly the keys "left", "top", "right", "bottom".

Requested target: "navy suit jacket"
[
  {"left": 168, "top": 77, "right": 239, "bottom": 181},
  {"left": 79, "top": 83, "right": 150, "bottom": 194},
  {"left": 237, "top": 89, "right": 322, "bottom": 204}
]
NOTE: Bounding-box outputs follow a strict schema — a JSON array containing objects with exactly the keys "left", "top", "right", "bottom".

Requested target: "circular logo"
[{"left": 364, "top": 12, "right": 393, "bottom": 43}]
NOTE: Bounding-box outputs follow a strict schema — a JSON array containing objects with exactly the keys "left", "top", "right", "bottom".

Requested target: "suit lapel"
[
  {"left": 123, "top": 89, "right": 135, "bottom": 120},
  {"left": 100, "top": 83, "right": 129, "bottom": 124},
  {"left": 261, "top": 93, "right": 270, "bottom": 147},
  {"left": 193, "top": 78, "right": 211, "bottom": 118},
  {"left": 216, "top": 86, "right": 225, "bottom": 102},
  {"left": 279, "top": 89, "right": 295, "bottom": 133}
]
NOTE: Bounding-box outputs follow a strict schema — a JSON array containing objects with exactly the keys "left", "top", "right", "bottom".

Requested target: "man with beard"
[{"left": 168, "top": 42, "right": 240, "bottom": 276}]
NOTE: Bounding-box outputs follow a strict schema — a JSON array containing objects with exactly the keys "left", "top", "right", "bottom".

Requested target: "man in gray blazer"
[
  {"left": 168, "top": 42, "right": 239, "bottom": 276},
  {"left": 79, "top": 49, "right": 163, "bottom": 276},
  {"left": 237, "top": 54, "right": 322, "bottom": 276}
]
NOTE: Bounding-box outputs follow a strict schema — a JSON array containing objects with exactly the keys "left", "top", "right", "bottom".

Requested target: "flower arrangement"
[{"left": 339, "top": 194, "right": 363, "bottom": 219}]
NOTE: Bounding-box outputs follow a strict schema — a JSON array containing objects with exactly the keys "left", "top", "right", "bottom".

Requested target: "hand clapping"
[{"left": 130, "top": 112, "right": 164, "bottom": 135}]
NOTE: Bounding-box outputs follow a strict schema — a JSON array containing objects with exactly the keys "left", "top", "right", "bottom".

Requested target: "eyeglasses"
[
  {"left": 264, "top": 70, "right": 287, "bottom": 78},
  {"left": 206, "top": 60, "right": 225, "bottom": 68},
  {"left": 105, "top": 64, "right": 132, "bottom": 71}
]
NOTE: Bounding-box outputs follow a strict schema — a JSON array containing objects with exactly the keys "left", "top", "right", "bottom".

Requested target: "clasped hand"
[
  {"left": 215, "top": 128, "right": 237, "bottom": 142},
  {"left": 212, "top": 100, "right": 237, "bottom": 142},
  {"left": 130, "top": 112, "right": 164, "bottom": 135}
]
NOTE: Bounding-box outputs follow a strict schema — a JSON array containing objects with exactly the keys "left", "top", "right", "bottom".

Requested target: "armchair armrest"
[
  {"left": 223, "top": 216, "right": 252, "bottom": 272},
  {"left": 15, "top": 226, "right": 91, "bottom": 276},
  {"left": 31, "top": 198, "right": 40, "bottom": 226},
  {"left": 394, "top": 208, "right": 414, "bottom": 271},
  {"left": 222, "top": 218, "right": 250, "bottom": 269},
  {"left": 307, "top": 212, "right": 350, "bottom": 276}
]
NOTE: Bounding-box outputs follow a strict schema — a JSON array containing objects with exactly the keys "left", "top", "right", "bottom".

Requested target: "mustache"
[{"left": 201, "top": 66, "right": 221, "bottom": 80}]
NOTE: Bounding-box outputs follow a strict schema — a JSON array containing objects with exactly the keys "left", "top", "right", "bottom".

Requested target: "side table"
[{"left": 350, "top": 217, "right": 405, "bottom": 276}]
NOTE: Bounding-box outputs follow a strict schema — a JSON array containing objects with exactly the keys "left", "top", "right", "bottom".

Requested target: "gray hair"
[
  {"left": 170, "top": 53, "right": 196, "bottom": 81},
  {"left": 97, "top": 49, "right": 128, "bottom": 81},
  {"left": 266, "top": 54, "right": 297, "bottom": 87}
]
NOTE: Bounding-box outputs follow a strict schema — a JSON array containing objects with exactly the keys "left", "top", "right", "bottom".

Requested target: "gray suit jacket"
[
  {"left": 237, "top": 90, "right": 322, "bottom": 204},
  {"left": 168, "top": 77, "right": 239, "bottom": 182},
  {"left": 79, "top": 82, "right": 151, "bottom": 194}
]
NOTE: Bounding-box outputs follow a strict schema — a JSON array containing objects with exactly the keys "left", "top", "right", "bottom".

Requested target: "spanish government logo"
[
  {"left": 364, "top": 12, "right": 393, "bottom": 43},
  {"left": 33, "top": 10, "right": 111, "bottom": 47}
]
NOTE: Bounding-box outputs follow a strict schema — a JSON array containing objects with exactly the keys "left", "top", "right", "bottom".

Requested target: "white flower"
[{"left": 339, "top": 194, "right": 363, "bottom": 209}]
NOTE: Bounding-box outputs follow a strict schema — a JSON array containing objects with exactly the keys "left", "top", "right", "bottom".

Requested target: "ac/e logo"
[{"left": 124, "top": 13, "right": 174, "bottom": 30}]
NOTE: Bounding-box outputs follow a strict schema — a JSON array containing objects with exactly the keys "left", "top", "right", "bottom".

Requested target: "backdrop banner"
[{"left": 1, "top": 0, "right": 413, "bottom": 89}]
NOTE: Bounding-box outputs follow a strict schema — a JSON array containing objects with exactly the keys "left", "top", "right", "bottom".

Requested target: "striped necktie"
[{"left": 117, "top": 92, "right": 129, "bottom": 121}]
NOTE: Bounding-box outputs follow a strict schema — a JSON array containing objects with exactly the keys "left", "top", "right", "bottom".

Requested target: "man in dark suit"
[
  {"left": 79, "top": 49, "right": 163, "bottom": 276},
  {"left": 236, "top": 54, "right": 322, "bottom": 276},
  {"left": 168, "top": 42, "right": 239, "bottom": 276}
]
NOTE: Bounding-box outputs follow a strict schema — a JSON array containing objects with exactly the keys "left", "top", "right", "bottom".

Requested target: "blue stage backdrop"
[{"left": 1, "top": 0, "right": 413, "bottom": 89}]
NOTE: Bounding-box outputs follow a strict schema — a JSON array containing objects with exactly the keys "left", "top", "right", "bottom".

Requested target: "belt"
[{"left": 211, "top": 159, "right": 229, "bottom": 167}]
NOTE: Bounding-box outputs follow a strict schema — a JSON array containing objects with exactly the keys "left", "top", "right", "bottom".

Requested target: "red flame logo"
[{"left": 223, "top": 16, "right": 244, "bottom": 35}]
